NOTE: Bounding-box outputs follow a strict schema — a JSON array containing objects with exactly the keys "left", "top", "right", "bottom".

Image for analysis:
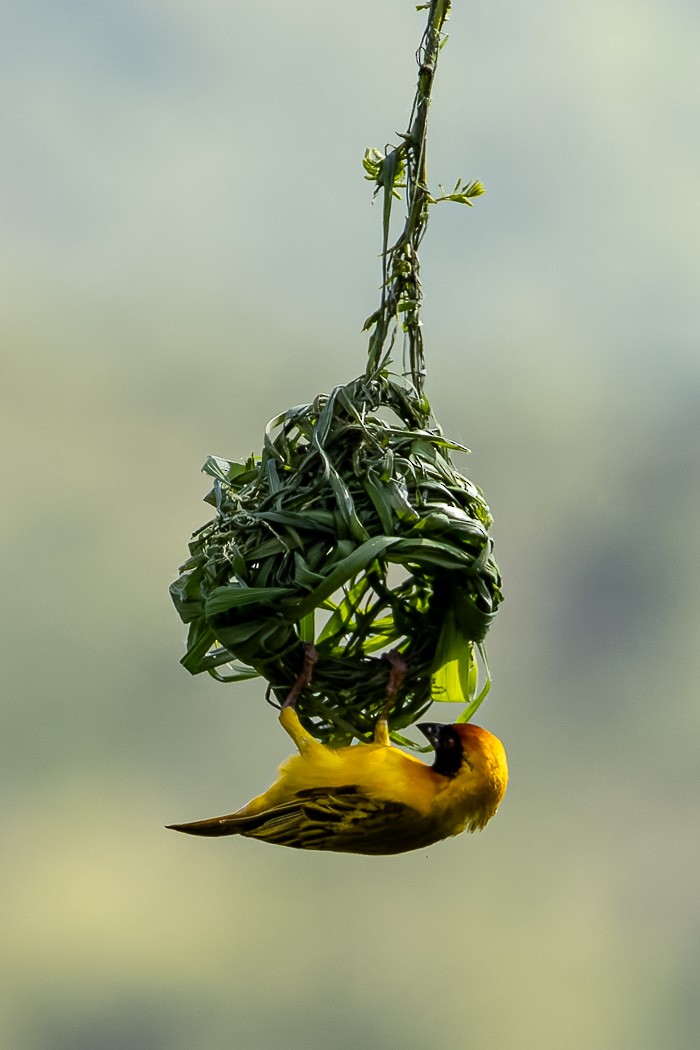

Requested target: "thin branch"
[{"left": 363, "top": 0, "right": 453, "bottom": 397}]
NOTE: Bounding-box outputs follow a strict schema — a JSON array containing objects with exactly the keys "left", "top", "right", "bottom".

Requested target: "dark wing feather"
[{"left": 231, "top": 786, "right": 426, "bottom": 854}]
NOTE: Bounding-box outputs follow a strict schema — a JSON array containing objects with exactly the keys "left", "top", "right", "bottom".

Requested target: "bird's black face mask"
[{"left": 417, "top": 723, "right": 464, "bottom": 778}]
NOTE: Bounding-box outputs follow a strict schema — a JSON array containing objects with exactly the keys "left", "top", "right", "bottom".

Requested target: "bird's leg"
[
  {"left": 374, "top": 650, "right": 407, "bottom": 745},
  {"left": 281, "top": 643, "right": 318, "bottom": 710},
  {"left": 279, "top": 643, "right": 322, "bottom": 753}
]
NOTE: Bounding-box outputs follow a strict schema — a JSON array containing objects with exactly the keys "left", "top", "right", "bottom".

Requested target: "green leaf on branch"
[
  {"left": 362, "top": 147, "right": 407, "bottom": 199},
  {"left": 428, "top": 178, "right": 485, "bottom": 206}
]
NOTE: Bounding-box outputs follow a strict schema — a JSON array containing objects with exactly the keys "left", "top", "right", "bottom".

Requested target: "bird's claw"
[
  {"left": 281, "top": 643, "right": 318, "bottom": 710},
  {"left": 382, "top": 649, "right": 407, "bottom": 707},
  {"left": 374, "top": 650, "right": 408, "bottom": 743}
]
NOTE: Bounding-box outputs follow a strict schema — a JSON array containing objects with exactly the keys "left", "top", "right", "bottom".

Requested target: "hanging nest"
[{"left": 171, "top": 369, "right": 502, "bottom": 747}]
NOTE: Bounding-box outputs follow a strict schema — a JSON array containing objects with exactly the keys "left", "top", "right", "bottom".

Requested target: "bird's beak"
[{"left": 417, "top": 722, "right": 442, "bottom": 749}]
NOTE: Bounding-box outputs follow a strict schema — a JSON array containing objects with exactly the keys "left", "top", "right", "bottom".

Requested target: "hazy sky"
[{"left": 3, "top": 3, "right": 699, "bottom": 1048}]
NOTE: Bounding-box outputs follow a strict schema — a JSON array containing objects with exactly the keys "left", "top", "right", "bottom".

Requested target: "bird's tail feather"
[{"left": 166, "top": 812, "right": 258, "bottom": 837}]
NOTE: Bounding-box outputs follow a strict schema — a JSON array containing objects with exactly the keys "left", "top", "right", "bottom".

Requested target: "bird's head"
[{"left": 417, "top": 721, "right": 508, "bottom": 830}]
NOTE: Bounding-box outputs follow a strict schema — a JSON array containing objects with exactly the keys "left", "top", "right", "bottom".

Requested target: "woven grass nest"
[{"left": 171, "top": 369, "right": 502, "bottom": 747}]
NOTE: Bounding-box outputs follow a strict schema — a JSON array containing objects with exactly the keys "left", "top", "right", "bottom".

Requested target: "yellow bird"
[{"left": 167, "top": 649, "right": 508, "bottom": 855}]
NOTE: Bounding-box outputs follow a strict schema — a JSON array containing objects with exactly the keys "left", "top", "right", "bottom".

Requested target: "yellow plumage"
[{"left": 168, "top": 705, "right": 508, "bottom": 855}]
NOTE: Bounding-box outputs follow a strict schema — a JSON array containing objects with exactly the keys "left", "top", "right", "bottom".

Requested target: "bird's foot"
[
  {"left": 383, "top": 649, "right": 407, "bottom": 707},
  {"left": 374, "top": 650, "right": 408, "bottom": 745},
  {"left": 281, "top": 643, "right": 318, "bottom": 710}
]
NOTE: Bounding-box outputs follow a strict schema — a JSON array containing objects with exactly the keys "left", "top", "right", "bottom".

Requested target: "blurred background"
[{"left": 2, "top": 1, "right": 699, "bottom": 1047}]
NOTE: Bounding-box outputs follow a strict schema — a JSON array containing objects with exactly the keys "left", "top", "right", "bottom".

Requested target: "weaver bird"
[{"left": 167, "top": 648, "right": 507, "bottom": 854}]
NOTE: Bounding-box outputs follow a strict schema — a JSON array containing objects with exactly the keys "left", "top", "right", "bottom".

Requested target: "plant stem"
[{"left": 364, "top": 0, "right": 453, "bottom": 398}]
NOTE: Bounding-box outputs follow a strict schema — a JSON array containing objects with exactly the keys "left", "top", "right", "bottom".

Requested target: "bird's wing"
[{"left": 222, "top": 785, "right": 425, "bottom": 854}]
